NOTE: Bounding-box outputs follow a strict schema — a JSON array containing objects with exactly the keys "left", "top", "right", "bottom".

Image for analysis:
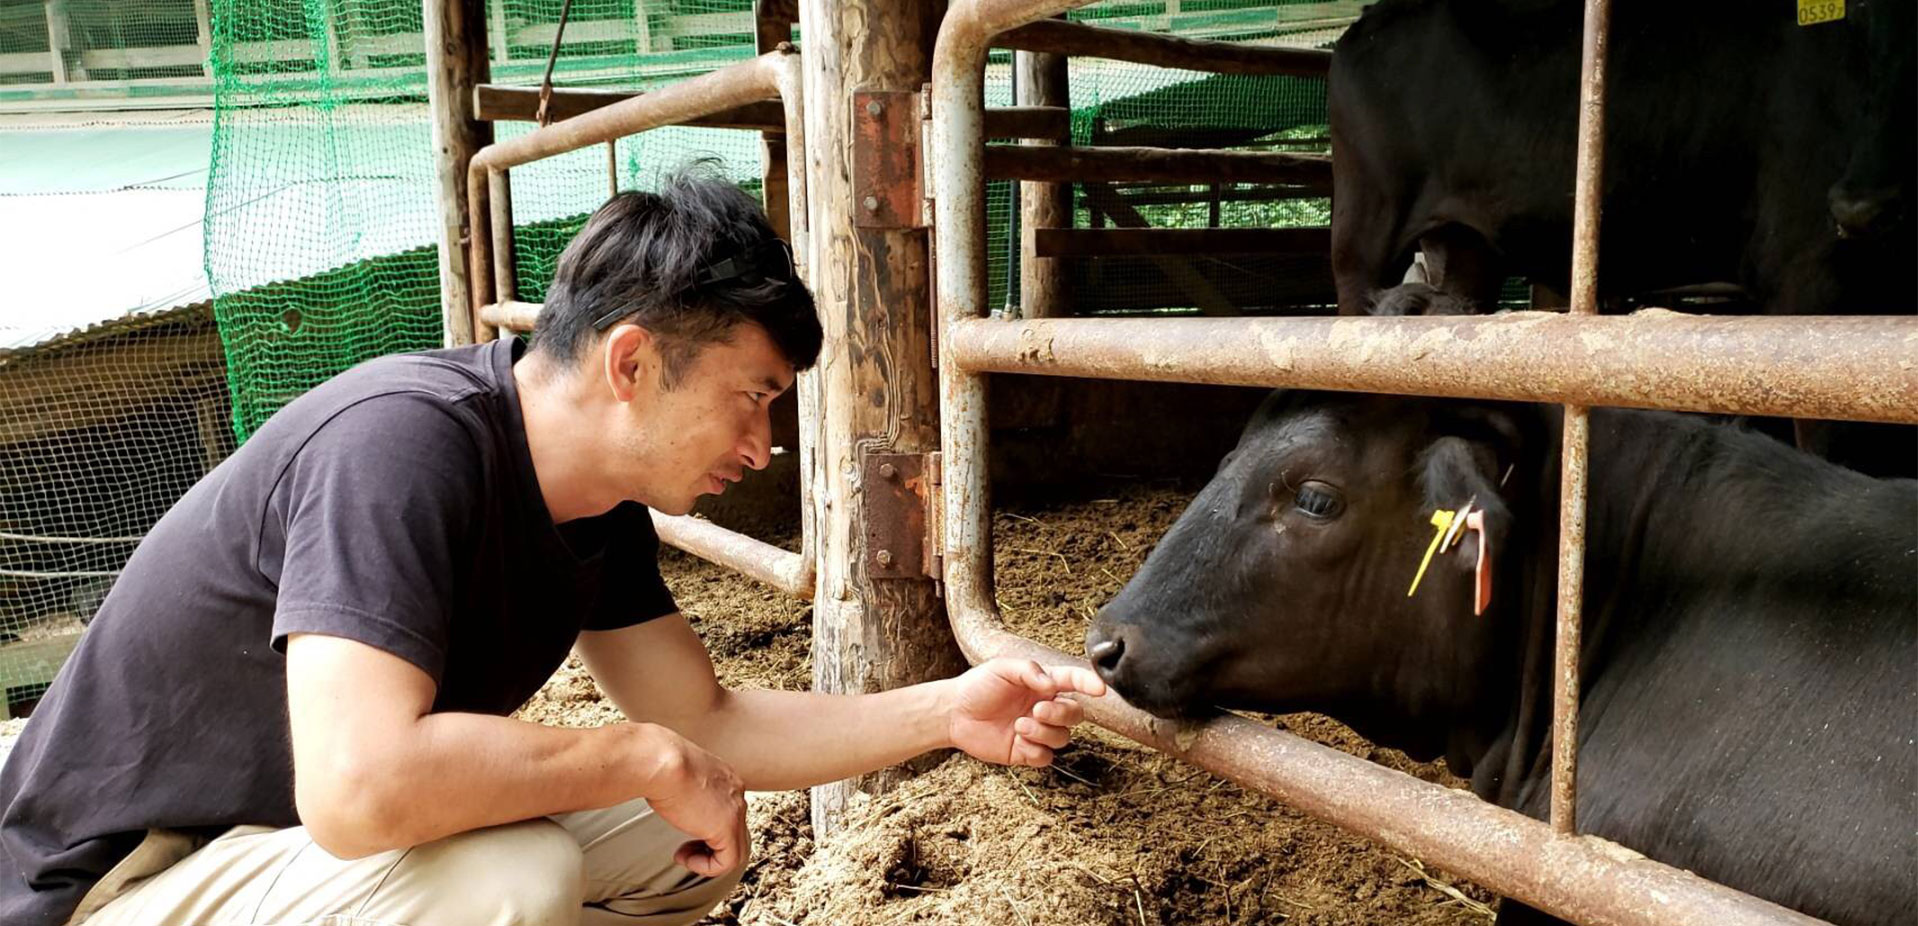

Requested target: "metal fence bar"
[
  {"left": 945, "top": 315, "right": 1918, "bottom": 424},
  {"left": 651, "top": 511, "right": 812, "bottom": 599},
  {"left": 996, "top": 18, "right": 1332, "bottom": 76},
  {"left": 460, "top": 48, "right": 817, "bottom": 599},
  {"left": 1555, "top": 0, "right": 1615, "bottom": 838},
  {"left": 931, "top": 1, "right": 1850, "bottom": 924}
]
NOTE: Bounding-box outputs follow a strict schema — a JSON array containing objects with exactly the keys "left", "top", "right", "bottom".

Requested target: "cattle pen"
[
  {"left": 404, "top": 0, "right": 1918, "bottom": 923},
  {"left": 2, "top": 0, "right": 1907, "bottom": 922}
]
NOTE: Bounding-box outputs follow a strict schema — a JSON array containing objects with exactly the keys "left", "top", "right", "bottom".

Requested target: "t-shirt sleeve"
[
  {"left": 581, "top": 503, "right": 679, "bottom": 632},
  {"left": 267, "top": 394, "right": 481, "bottom": 683}
]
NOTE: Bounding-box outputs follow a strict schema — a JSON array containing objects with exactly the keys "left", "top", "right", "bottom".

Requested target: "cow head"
[{"left": 1085, "top": 390, "right": 1545, "bottom": 760}]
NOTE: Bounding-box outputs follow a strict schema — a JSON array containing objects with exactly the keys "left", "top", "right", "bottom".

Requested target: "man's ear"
[{"left": 602, "top": 323, "right": 656, "bottom": 403}]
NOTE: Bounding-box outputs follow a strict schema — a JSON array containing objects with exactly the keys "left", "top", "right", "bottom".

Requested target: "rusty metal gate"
[{"left": 927, "top": 1, "right": 1916, "bottom": 925}]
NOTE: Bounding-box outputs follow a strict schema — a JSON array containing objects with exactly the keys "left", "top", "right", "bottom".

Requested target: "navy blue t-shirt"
[{"left": 0, "top": 338, "right": 678, "bottom": 925}]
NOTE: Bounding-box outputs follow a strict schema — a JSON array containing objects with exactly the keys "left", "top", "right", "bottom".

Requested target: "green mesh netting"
[
  {"left": 196, "top": 0, "right": 1349, "bottom": 441},
  {"left": 204, "top": 0, "right": 761, "bottom": 441}
]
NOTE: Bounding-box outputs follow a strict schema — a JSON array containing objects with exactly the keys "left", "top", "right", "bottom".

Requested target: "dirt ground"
[{"left": 516, "top": 484, "right": 1499, "bottom": 925}]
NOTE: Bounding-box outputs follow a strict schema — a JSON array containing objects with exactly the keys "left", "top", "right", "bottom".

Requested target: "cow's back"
[
  {"left": 1512, "top": 413, "right": 1915, "bottom": 924},
  {"left": 1330, "top": 0, "right": 1882, "bottom": 307}
]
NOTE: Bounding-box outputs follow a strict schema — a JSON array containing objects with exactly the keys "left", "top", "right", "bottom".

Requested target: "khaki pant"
[{"left": 68, "top": 798, "right": 743, "bottom": 926}]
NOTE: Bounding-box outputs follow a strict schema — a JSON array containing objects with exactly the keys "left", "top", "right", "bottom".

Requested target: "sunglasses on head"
[{"left": 591, "top": 238, "right": 797, "bottom": 332}]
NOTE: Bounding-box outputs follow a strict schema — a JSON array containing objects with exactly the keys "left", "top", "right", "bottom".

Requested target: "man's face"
[{"left": 612, "top": 321, "right": 794, "bottom": 516}]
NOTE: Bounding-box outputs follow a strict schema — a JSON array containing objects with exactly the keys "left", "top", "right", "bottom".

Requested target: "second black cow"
[
  {"left": 1086, "top": 391, "right": 1916, "bottom": 924},
  {"left": 1329, "top": 0, "right": 1915, "bottom": 317}
]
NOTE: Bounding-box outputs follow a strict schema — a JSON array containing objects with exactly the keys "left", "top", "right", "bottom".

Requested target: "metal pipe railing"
[
  {"left": 996, "top": 18, "right": 1332, "bottom": 76},
  {"left": 651, "top": 511, "right": 812, "bottom": 599},
  {"left": 945, "top": 314, "right": 1918, "bottom": 424},
  {"left": 931, "top": 1, "right": 1850, "bottom": 924},
  {"left": 461, "top": 48, "right": 819, "bottom": 600}
]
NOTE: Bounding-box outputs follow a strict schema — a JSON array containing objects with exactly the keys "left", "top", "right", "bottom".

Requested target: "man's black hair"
[{"left": 530, "top": 165, "right": 821, "bottom": 385}]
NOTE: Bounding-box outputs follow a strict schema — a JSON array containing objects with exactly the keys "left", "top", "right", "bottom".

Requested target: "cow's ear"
[{"left": 1418, "top": 435, "right": 1512, "bottom": 575}]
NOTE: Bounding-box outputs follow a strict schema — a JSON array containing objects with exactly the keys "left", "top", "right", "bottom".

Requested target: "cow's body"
[
  {"left": 1088, "top": 394, "right": 1916, "bottom": 924},
  {"left": 1329, "top": 0, "right": 1915, "bottom": 316}
]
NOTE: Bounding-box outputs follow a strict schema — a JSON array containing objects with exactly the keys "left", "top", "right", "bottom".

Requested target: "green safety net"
[{"left": 191, "top": 0, "right": 1344, "bottom": 440}]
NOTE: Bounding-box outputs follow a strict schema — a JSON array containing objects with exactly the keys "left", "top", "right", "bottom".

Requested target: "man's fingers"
[
  {"left": 1011, "top": 659, "right": 1060, "bottom": 699},
  {"left": 1031, "top": 698, "right": 1083, "bottom": 727},
  {"left": 1015, "top": 718, "right": 1072, "bottom": 750},
  {"left": 1012, "top": 737, "right": 1056, "bottom": 767},
  {"left": 1046, "top": 664, "right": 1106, "bottom": 698}
]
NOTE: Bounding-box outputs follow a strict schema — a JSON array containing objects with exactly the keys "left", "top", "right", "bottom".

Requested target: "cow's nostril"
[{"left": 1089, "top": 637, "right": 1125, "bottom": 675}]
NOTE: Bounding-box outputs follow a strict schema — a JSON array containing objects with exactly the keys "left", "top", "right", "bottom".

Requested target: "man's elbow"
[{"left": 294, "top": 756, "right": 413, "bottom": 859}]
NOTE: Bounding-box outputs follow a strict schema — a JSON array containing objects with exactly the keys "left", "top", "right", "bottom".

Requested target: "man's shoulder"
[{"left": 253, "top": 343, "right": 506, "bottom": 447}]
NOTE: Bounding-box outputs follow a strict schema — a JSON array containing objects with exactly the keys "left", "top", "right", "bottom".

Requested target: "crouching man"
[{"left": 0, "top": 172, "right": 1103, "bottom": 926}]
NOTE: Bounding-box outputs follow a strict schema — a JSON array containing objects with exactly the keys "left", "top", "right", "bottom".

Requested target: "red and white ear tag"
[
  {"left": 1463, "top": 509, "right": 1491, "bottom": 615},
  {"left": 1436, "top": 501, "right": 1492, "bottom": 616}
]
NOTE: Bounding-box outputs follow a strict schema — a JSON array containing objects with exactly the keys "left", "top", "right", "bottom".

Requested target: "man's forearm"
[
  {"left": 308, "top": 714, "right": 672, "bottom": 857},
  {"left": 673, "top": 682, "right": 956, "bottom": 791}
]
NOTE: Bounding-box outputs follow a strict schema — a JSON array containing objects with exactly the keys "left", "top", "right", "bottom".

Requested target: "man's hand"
[
  {"left": 627, "top": 723, "right": 750, "bottom": 877},
  {"left": 942, "top": 658, "right": 1107, "bottom": 767}
]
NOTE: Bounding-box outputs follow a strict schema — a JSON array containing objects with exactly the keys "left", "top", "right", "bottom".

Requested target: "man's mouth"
[{"left": 706, "top": 471, "right": 741, "bottom": 494}]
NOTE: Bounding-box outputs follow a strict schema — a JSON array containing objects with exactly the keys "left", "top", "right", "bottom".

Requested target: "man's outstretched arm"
[
  {"left": 574, "top": 615, "right": 1106, "bottom": 792},
  {"left": 285, "top": 632, "right": 748, "bottom": 875}
]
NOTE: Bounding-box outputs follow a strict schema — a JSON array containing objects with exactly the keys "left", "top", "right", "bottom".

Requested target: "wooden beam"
[
  {"left": 424, "top": 0, "right": 493, "bottom": 346},
  {"left": 996, "top": 19, "right": 1332, "bottom": 77},
  {"left": 985, "top": 145, "right": 1332, "bottom": 190},
  {"left": 803, "top": 0, "right": 966, "bottom": 837},
  {"left": 1034, "top": 226, "right": 1330, "bottom": 258},
  {"left": 984, "top": 104, "right": 1069, "bottom": 141},
  {"left": 473, "top": 83, "right": 788, "bottom": 129},
  {"left": 1016, "top": 43, "right": 1070, "bottom": 318}
]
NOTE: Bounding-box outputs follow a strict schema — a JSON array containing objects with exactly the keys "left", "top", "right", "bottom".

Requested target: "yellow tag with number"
[{"left": 1798, "top": 0, "right": 1844, "bottom": 26}]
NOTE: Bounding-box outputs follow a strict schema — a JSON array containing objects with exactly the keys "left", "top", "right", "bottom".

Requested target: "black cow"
[
  {"left": 1329, "top": 0, "right": 1915, "bottom": 317},
  {"left": 1085, "top": 390, "right": 1916, "bottom": 925}
]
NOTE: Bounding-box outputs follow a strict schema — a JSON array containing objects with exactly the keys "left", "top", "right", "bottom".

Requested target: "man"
[{"left": 0, "top": 173, "right": 1105, "bottom": 926}]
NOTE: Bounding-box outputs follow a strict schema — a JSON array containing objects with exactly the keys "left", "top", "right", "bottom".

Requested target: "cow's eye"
[{"left": 1293, "top": 482, "right": 1345, "bottom": 520}]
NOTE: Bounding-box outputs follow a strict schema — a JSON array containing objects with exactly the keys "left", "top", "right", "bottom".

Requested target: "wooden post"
[
  {"left": 424, "top": 0, "right": 493, "bottom": 346},
  {"left": 192, "top": 0, "right": 212, "bottom": 79},
  {"left": 43, "top": 1, "right": 73, "bottom": 85},
  {"left": 755, "top": 0, "right": 793, "bottom": 240},
  {"left": 1016, "top": 47, "right": 1070, "bottom": 317},
  {"left": 801, "top": 0, "right": 967, "bottom": 837}
]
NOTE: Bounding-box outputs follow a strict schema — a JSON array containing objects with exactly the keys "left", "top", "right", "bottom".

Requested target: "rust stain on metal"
[
  {"left": 851, "top": 90, "right": 924, "bottom": 228},
  {"left": 863, "top": 452, "right": 929, "bottom": 579}
]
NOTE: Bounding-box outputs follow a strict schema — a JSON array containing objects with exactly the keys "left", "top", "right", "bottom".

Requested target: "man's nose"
[{"left": 738, "top": 412, "right": 773, "bottom": 471}]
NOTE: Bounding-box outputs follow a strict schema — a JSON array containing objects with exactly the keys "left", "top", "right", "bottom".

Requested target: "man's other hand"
[{"left": 627, "top": 723, "right": 749, "bottom": 877}]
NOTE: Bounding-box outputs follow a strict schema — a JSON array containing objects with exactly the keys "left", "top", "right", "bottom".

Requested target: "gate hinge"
[{"left": 863, "top": 451, "right": 939, "bottom": 580}]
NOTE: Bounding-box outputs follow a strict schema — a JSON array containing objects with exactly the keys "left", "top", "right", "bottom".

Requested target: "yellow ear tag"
[
  {"left": 1797, "top": 0, "right": 1843, "bottom": 26},
  {"left": 1406, "top": 508, "right": 1457, "bottom": 598}
]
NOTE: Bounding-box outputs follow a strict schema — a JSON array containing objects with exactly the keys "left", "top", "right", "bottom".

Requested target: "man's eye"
[{"left": 1293, "top": 483, "right": 1345, "bottom": 520}]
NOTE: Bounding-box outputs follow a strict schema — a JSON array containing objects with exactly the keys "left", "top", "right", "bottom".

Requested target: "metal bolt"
[
  {"left": 879, "top": 462, "right": 897, "bottom": 479},
  {"left": 863, "top": 195, "right": 880, "bottom": 212},
  {"left": 876, "top": 550, "right": 895, "bottom": 567},
  {"left": 866, "top": 100, "right": 883, "bottom": 116}
]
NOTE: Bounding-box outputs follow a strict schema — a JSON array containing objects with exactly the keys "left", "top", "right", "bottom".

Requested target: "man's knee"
[{"left": 368, "top": 818, "right": 584, "bottom": 926}]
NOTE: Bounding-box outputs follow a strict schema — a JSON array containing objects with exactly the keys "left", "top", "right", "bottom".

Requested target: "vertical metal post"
[
  {"left": 488, "top": 170, "right": 518, "bottom": 308},
  {"left": 424, "top": 0, "right": 494, "bottom": 346},
  {"left": 1553, "top": 0, "right": 1612, "bottom": 837}
]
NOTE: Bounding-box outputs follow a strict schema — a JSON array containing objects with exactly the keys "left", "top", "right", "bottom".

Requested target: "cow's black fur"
[{"left": 1090, "top": 393, "right": 1916, "bottom": 925}]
